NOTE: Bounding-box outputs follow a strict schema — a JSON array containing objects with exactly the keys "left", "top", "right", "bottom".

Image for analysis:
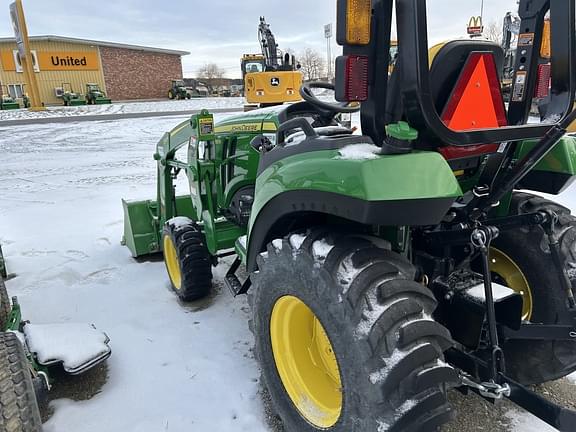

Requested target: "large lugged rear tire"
[
  {"left": 251, "top": 230, "right": 457, "bottom": 432},
  {"left": 162, "top": 217, "right": 212, "bottom": 301},
  {"left": 0, "top": 332, "right": 42, "bottom": 432},
  {"left": 493, "top": 192, "right": 576, "bottom": 384}
]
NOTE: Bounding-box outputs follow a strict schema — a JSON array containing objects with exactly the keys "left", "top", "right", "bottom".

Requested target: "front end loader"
[{"left": 123, "top": 1, "right": 576, "bottom": 430}]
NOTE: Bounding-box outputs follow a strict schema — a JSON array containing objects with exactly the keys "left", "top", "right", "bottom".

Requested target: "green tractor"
[
  {"left": 60, "top": 83, "right": 86, "bottom": 106},
  {"left": 123, "top": 1, "right": 576, "bottom": 430},
  {"left": 0, "top": 85, "right": 20, "bottom": 110},
  {"left": 0, "top": 242, "right": 111, "bottom": 432},
  {"left": 168, "top": 79, "right": 191, "bottom": 100},
  {"left": 85, "top": 83, "right": 112, "bottom": 105}
]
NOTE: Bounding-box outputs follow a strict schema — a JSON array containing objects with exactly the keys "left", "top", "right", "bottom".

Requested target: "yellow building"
[{"left": 0, "top": 35, "right": 189, "bottom": 105}]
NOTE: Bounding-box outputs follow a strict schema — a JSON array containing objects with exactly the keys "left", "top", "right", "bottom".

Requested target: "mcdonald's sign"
[{"left": 467, "top": 16, "right": 484, "bottom": 37}]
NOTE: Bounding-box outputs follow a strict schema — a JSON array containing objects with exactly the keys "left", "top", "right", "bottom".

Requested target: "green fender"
[
  {"left": 516, "top": 135, "right": 576, "bottom": 195},
  {"left": 245, "top": 149, "right": 462, "bottom": 269}
]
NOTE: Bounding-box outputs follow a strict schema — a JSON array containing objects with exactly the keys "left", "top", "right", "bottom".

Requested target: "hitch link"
[{"left": 460, "top": 372, "right": 511, "bottom": 400}]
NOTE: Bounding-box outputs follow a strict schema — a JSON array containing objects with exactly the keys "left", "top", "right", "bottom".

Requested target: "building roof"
[{"left": 0, "top": 35, "right": 190, "bottom": 56}]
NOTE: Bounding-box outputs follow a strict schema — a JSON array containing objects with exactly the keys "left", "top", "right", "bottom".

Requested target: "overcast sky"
[{"left": 2, "top": 0, "right": 519, "bottom": 78}]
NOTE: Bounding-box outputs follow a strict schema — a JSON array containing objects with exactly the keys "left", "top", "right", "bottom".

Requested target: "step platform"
[{"left": 23, "top": 323, "right": 111, "bottom": 375}]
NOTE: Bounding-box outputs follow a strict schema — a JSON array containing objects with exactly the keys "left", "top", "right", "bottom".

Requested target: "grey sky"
[{"left": 2, "top": 1, "right": 519, "bottom": 78}]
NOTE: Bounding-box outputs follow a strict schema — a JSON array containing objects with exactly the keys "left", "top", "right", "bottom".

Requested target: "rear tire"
[
  {"left": 0, "top": 332, "right": 42, "bottom": 432},
  {"left": 250, "top": 230, "right": 456, "bottom": 431},
  {"left": 494, "top": 192, "right": 576, "bottom": 384},
  {"left": 162, "top": 218, "right": 212, "bottom": 301}
]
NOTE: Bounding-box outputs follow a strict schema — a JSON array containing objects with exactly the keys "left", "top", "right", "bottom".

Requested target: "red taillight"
[
  {"left": 535, "top": 63, "right": 551, "bottom": 99},
  {"left": 335, "top": 55, "right": 369, "bottom": 102}
]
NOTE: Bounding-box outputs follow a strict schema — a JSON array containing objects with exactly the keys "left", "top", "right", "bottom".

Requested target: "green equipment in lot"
[
  {"left": 123, "top": 1, "right": 576, "bottom": 430},
  {"left": 59, "top": 83, "right": 86, "bottom": 106},
  {"left": 85, "top": 83, "right": 111, "bottom": 105},
  {"left": 0, "top": 243, "right": 111, "bottom": 432},
  {"left": 168, "top": 79, "right": 191, "bottom": 100},
  {"left": 0, "top": 85, "right": 20, "bottom": 110}
]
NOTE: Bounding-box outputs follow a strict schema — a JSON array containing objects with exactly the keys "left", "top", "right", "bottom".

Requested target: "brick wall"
[{"left": 99, "top": 46, "right": 183, "bottom": 100}]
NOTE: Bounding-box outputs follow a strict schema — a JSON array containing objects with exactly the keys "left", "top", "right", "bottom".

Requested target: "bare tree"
[
  {"left": 298, "top": 48, "right": 326, "bottom": 82},
  {"left": 197, "top": 63, "right": 224, "bottom": 93},
  {"left": 484, "top": 20, "right": 503, "bottom": 45}
]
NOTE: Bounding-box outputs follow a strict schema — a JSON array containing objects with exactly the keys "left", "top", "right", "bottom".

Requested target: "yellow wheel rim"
[
  {"left": 270, "top": 296, "right": 342, "bottom": 428},
  {"left": 489, "top": 247, "right": 533, "bottom": 321},
  {"left": 163, "top": 235, "right": 182, "bottom": 290}
]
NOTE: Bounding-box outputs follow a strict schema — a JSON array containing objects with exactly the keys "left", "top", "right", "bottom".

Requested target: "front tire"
[
  {"left": 251, "top": 230, "right": 456, "bottom": 431},
  {"left": 494, "top": 192, "right": 576, "bottom": 384},
  {"left": 0, "top": 332, "right": 42, "bottom": 432},
  {"left": 162, "top": 218, "right": 212, "bottom": 301}
]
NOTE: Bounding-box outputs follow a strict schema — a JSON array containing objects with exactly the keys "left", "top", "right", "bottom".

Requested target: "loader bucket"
[
  {"left": 69, "top": 100, "right": 87, "bottom": 106},
  {"left": 95, "top": 98, "right": 112, "bottom": 105},
  {"left": 121, "top": 199, "right": 160, "bottom": 258}
]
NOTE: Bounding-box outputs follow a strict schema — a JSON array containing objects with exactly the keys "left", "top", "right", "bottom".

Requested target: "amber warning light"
[{"left": 336, "top": 0, "right": 372, "bottom": 46}]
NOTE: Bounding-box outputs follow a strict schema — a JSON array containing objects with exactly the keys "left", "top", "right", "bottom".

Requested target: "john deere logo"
[{"left": 271, "top": 77, "right": 280, "bottom": 87}]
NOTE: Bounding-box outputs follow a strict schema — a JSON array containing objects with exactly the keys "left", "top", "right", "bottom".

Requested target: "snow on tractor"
[
  {"left": 122, "top": 0, "right": 576, "bottom": 430},
  {"left": 0, "top": 243, "right": 111, "bottom": 431}
]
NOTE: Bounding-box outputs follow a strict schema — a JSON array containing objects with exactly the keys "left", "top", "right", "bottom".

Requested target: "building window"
[{"left": 7, "top": 84, "right": 24, "bottom": 99}]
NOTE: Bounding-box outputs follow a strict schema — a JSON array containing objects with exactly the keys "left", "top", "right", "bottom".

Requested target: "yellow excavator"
[{"left": 242, "top": 17, "right": 303, "bottom": 109}]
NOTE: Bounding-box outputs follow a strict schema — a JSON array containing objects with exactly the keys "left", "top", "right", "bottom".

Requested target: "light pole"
[{"left": 324, "top": 23, "right": 332, "bottom": 81}]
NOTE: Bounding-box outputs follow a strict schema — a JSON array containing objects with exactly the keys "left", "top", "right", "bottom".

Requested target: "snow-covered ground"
[
  {"left": 0, "top": 97, "right": 245, "bottom": 122},
  {"left": 0, "top": 110, "right": 575, "bottom": 432}
]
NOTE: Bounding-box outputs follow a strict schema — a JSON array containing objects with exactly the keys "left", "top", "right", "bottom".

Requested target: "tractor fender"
[{"left": 246, "top": 150, "right": 462, "bottom": 271}]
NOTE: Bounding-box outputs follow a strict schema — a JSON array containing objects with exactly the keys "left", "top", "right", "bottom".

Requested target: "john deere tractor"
[
  {"left": 123, "top": 1, "right": 576, "bottom": 430},
  {"left": 0, "top": 85, "right": 20, "bottom": 110},
  {"left": 85, "top": 83, "right": 111, "bottom": 105},
  {"left": 59, "top": 83, "right": 86, "bottom": 106},
  {"left": 168, "top": 80, "right": 191, "bottom": 100}
]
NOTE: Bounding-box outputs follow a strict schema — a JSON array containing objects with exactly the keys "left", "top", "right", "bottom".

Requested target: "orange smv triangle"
[{"left": 441, "top": 52, "right": 508, "bottom": 131}]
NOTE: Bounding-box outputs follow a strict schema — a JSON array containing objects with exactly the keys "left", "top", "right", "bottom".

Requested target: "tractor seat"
[{"left": 387, "top": 40, "right": 506, "bottom": 166}]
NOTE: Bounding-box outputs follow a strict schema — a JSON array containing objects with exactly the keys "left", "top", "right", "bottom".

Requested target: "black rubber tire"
[
  {"left": 0, "top": 332, "right": 42, "bottom": 432},
  {"left": 494, "top": 192, "right": 576, "bottom": 385},
  {"left": 162, "top": 218, "right": 212, "bottom": 301},
  {"left": 0, "top": 278, "right": 10, "bottom": 331},
  {"left": 250, "top": 230, "right": 457, "bottom": 432}
]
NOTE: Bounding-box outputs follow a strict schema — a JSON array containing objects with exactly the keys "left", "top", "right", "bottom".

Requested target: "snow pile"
[
  {"left": 312, "top": 240, "right": 334, "bottom": 261},
  {"left": 271, "top": 239, "right": 283, "bottom": 250},
  {"left": 505, "top": 409, "right": 557, "bottom": 432},
  {"left": 237, "top": 235, "right": 247, "bottom": 250},
  {"left": 337, "top": 143, "right": 381, "bottom": 160},
  {"left": 465, "top": 282, "right": 517, "bottom": 302},
  {"left": 24, "top": 323, "right": 110, "bottom": 370},
  {"left": 289, "top": 233, "right": 307, "bottom": 250},
  {"left": 169, "top": 216, "right": 193, "bottom": 229},
  {"left": 0, "top": 97, "right": 246, "bottom": 122}
]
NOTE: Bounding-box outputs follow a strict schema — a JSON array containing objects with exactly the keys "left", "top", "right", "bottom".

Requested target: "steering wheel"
[{"left": 299, "top": 81, "right": 361, "bottom": 114}]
